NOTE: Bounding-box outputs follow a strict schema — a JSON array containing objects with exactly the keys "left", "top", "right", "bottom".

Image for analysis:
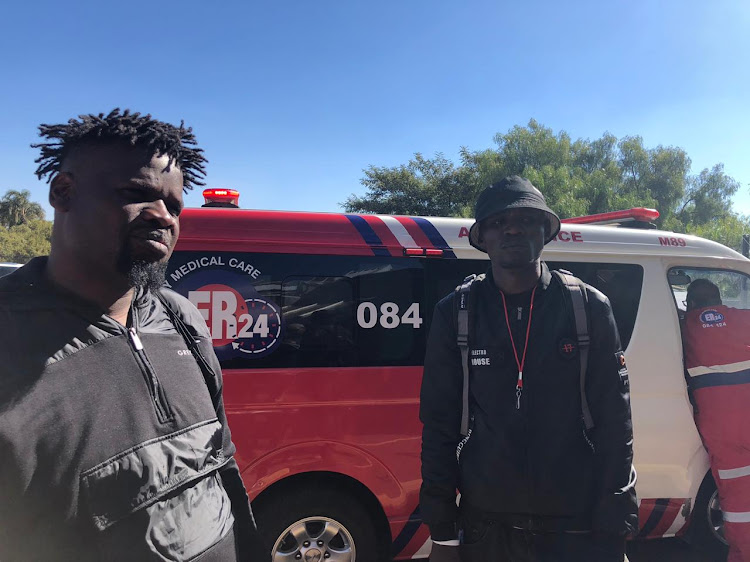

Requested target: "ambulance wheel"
[
  {"left": 691, "top": 471, "right": 729, "bottom": 559},
  {"left": 255, "top": 485, "right": 381, "bottom": 562}
]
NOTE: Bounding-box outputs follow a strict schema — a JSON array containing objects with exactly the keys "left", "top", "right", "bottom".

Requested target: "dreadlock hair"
[{"left": 32, "top": 108, "right": 208, "bottom": 191}]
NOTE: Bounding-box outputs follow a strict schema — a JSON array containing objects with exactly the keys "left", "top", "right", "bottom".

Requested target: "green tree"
[
  {"left": 0, "top": 219, "right": 52, "bottom": 263},
  {"left": 0, "top": 189, "right": 45, "bottom": 228},
  {"left": 345, "top": 120, "right": 746, "bottom": 249},
  {"left": 343, "top": 151, "right": 480, "bottom": 217},
  {"left": 467, "top": 120, "right": 588, "bottom": 218},
  {"left": 675, "top": 164, "right": 739, "bottom": 226},
  {"left": 614, "top": 137, "right": 690, "bottom": 226},
  {"left": 689, "top": 214, "right": 750, "bottom": 254}
]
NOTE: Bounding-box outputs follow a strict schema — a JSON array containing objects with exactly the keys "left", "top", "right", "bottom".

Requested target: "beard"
[
  {"left": 116, "top": 250, "right": 168, "bottom": 292},
  {"left": 126, "top": 260, "right": 168, "bottom": 292}
]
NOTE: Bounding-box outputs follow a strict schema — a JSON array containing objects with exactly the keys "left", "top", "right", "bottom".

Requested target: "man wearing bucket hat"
[{"left": 420, "top": 176, "right": 637, "bottom": 561}]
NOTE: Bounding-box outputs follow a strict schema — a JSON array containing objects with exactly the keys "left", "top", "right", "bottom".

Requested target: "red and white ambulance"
[{"left": 167, "top": 190, "right": 750, "bottom": 561}]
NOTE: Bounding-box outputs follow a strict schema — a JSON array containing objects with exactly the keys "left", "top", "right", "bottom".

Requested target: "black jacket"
[
  {"left": 419, "top": 264, "right": 637, "bottom": 541},
  {"left": 0, "top": 258, "right": 267, "bottom": 561}
]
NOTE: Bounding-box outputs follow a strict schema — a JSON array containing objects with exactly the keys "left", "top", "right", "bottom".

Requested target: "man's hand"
[{"left": 430, "top": 541, "right": 461, "bottom": 562}]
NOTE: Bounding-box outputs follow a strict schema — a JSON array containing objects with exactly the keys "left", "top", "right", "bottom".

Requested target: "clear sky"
[{"left": 1, "top": 0, "right": 748, "bottom": 219}]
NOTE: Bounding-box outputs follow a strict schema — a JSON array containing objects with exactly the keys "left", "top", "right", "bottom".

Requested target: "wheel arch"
[
  {"left": 251, "top": 470, "right": 393, "bottom": 560},
  {"left": 242, "top": 440, "right": 406, "bottom": 507},
  {"left": 243, "top": 441, "right": 404, "bottom": 553}
]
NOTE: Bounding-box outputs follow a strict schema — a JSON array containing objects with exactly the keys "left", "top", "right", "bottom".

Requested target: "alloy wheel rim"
[{"left": 272, "top": 516, "right": 356, "bottom": 562}]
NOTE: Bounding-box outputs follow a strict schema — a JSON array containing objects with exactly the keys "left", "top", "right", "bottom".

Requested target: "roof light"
[
  {"left": 404, "top": 248, "right": 444, "bottom": 257},
  {"left": 562, "top": 207, "right": 659, "bottom": 225},
  {"left": 202, "top": 188, "right": 240, "bottom": 208}
]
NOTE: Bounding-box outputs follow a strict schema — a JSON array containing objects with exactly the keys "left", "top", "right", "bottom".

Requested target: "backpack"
[{"left": 455, "top": 270, "right": 594, "bottom": 439}]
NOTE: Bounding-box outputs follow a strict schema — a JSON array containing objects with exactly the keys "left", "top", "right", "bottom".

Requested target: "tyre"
[
  {"left": 255, "top": 484, "right": 383, "bottom": 562},
  {"left": 690, "top": 471, "right": 729, "bottom": 560}
]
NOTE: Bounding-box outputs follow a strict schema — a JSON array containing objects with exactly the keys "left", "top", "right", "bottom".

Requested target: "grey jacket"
[{"left": 0, "top": 258, "right": 266, "bottom": 561}]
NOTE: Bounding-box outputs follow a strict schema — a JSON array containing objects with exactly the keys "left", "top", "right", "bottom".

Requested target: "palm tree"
[{"left": 0, "top": 190, "right": 45, "bottom": 228}]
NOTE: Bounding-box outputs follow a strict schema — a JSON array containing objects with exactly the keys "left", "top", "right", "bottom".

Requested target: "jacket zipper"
[{"left": 126, "top": 318, "right": 173, "bottom": 423}]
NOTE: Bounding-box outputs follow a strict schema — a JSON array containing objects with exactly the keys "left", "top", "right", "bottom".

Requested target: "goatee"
[
  {"left": 127, "top": 261, "right": 168, "bottom": 292},
  {"left": 117, "top": 252, "right": 168, "bottom": 292}
]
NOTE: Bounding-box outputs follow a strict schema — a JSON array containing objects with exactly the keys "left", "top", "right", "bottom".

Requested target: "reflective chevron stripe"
[
  {"left": 724, "top": 511, "right": 750, "bottom": 523},
  {"left": 718, "top": 464, "right": 750, "bottom": 480}
]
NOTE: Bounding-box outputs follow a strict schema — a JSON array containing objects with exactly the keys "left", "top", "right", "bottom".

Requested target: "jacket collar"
[
  {"left": 2, "top": 256, "right": 152, "bottom": 321},
  {"left": 485, "top": 261, "right": 553, "bottom": 293}
]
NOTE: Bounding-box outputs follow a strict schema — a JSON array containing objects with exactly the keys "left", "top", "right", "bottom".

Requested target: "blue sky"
[{"left": 1, "top": 0, "right": 748, "bottom": 219}]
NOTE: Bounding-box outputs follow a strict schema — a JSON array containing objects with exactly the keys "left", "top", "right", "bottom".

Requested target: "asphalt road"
[
  {"left": 626, "top": 538, "right": 721, "bottom": 562},
  {"left": 428, "top": 538, "right": 722, "bottom": 561}
]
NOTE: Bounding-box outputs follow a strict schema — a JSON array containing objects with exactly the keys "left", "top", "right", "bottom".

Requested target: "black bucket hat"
[{"left": 469, "top": 176, "right": 561, "bottom": 252}]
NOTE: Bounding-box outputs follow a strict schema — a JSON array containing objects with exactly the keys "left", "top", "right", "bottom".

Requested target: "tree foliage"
[
  {"left": 344, "top": 120, "right": 746, "bottom": 251},
  {"left": 688, "top": 214, "right": 750, "bottom": 253},
  {"left": 344, "top": 151, "right": 478, "bottom": 217},
  {"left": 0, "top": 219, "right": 52, "bottom": 263},
  {"left": 0, "top": 189, "right": 51, "bottom": 263},
  {"left": 0, "top": 189, "right": 45, "bottom": 228}
]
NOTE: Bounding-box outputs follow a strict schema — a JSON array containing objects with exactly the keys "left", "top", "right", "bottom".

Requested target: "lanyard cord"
[{"left": 500, "top": 285, "right": 537, "bottom": 409}]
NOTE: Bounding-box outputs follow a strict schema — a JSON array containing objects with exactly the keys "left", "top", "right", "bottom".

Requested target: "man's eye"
[{"left": 121, "top": 188, "right": 145, "bottom": 201}]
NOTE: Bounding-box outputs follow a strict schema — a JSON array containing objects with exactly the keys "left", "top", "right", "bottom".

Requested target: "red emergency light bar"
[
  {"left": 561, "top": 207, "right": 659, "bottom": 225},
  {"left": 404, "top": 248, "right": 444, "bottom": 257},
  {"left": 202, "top": 188, "right": 240, "bottom": 208}
]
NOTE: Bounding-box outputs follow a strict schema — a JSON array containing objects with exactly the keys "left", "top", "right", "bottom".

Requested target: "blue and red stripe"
[
  {"left": 345, "top": 215, "right": 393, "bottom": 257},
  {"left": 396, "top": 217, "right": 457, "bottom": 259}
]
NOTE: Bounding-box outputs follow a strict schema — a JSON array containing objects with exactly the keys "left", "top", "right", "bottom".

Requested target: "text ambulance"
[{"left": 167, "top": 193, "right": 748, "bottom": 561}]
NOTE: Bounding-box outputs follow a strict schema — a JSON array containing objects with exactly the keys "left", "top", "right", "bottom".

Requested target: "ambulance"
[{"left": 166, "top": 189, "right": 749, "bottom": 561}]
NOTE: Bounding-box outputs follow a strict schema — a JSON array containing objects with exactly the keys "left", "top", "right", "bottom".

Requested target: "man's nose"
[{"left": 140, "top": 200, "right": 177, "bottom": 229}]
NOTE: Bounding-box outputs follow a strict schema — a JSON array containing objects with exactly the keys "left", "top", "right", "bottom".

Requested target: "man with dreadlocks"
[{"left": 0, "top": 109, "right": 268, "bottom": 561}]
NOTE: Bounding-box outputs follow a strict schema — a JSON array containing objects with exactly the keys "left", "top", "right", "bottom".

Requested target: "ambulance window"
[
  {"left": 423, "top": 259, "right": 489, "bottom": 328},
  {"left": 355, "top": 262, "right": 425, "bottom": 366},
  {"left": 668, "top": 267, "right": 750, "bottom": 312},
  {"left": 547, "top": 262, "right": 644, "bottom": 349},
  {"left": 167, "top": 250, "right": 430, "bottom": 369},
  {"left": 282, "top": 276, "right": 356, "bottom": 367}
]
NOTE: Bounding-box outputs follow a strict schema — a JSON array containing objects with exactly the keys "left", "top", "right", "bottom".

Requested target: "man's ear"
[{"left": 50, "top": 172, "right": 74, "bottom": 212}]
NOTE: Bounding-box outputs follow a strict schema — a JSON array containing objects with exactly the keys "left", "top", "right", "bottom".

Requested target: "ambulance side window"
[
  {"left": 355, "top": 264, "right": 425, "bottom": 366},
  {"left": 668, "top": 267, "right": 750, "bottom": 313},
  {"left": 422, "top": 259, "right": 489, "bottom": 330},
  {"left": 167, "top": 251, "right": 431, "bottom": 369},
  {"left": 548, "top": 262, "right": 644, "bottom": 350},
  {"left": 282, "top": 276, "right": 356, "bottom": 368}
]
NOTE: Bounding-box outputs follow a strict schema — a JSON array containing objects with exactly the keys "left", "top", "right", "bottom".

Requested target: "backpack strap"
[
  {"left": 456, "top": 274, "right": 477, "bottom": 437},
  {"left": 156, "top": 290, "right": 219, "bottom": 399},
  {"left": 553, "top": 270, "right": 594, "bottom": 431}
]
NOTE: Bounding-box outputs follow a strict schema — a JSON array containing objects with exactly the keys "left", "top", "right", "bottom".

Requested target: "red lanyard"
[{"left": 500, "top": 286, "right": 537, "bottom": 409}]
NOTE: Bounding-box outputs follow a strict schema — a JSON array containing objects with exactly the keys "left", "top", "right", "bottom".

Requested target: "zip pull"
[
  {"left": 129, "top": 326, "right": 160, "bottom": 389},
  {"left": 128, "top": 327, "right": 144, "bottom": 351},
  {"left": 517, "top": 306, "right": 522, "bottom": 321},
  {"left": 516, "top": 371, "right": 523, "bottom": 409}
]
